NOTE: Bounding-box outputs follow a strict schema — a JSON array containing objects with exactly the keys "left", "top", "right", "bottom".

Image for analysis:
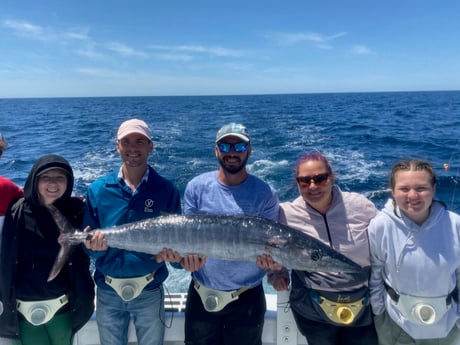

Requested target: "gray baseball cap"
[{"left": 215, "top": 123, "right": 250, "bottom": 143}]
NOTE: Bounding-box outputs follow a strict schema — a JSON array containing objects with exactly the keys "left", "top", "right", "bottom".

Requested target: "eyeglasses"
[
  {"left": 217, "top": 142, "right": 248, "bottom": 153},
  {"left": 296, "top": 173, "right": 330, "bottom": 187}
]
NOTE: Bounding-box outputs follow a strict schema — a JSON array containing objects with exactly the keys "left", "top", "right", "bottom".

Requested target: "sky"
[{"left": 1, "top": 1, "right": 460, "bottom": 98}]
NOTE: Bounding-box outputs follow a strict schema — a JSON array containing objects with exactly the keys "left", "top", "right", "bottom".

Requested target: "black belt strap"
[{"left": 384, "top": 282, "right": 455, "bottom": 306}]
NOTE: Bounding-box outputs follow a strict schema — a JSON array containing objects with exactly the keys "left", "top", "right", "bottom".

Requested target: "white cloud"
[
  {"left": 150, "top": 44, "right": 245, "bottom": 58},
  {"left": 63, "top": 31, "right": 90, "bottom": 41},
  {"left": 350, "top": 45, "right": 375, "bottom": 56},
  {"left": 74, "top": 67, "right": 126, "bottom": 78},
  {"left": 154, "top": 53, "right": 193, "bottom": 62},
  {"left": 76, "top": 48, "right": 105, "bottom": 60},
  {"left": 2, "top": 19, "right": 48, "bottom": 40},
  {"left": 0, "top": 63, "right": 54, "bottom": 75},
  {"left": 2, "top": 19, "right": 92, "bottom": 45},
  {"left": 221, "top": 62, "right": 253, "bottom": 71},
  {"left": 106, "top": 41, "right": 148, "bottom": 58},
  {"left": 269, "top": 31, "right": 347, "bottom": 49}
]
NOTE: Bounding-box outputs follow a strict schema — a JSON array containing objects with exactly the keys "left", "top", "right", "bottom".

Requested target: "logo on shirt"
[{"left": 144, "top": 199, "right": 155, "bottom": 213}]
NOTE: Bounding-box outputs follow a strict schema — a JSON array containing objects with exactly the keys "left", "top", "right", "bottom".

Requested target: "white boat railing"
[{"left": 73, "top": 291, "right": 308, "bottom": 345}]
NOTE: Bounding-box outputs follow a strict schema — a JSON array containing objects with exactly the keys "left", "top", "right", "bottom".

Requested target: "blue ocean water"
[{"left": 1, "top": 91, "right": 460, "bottom": 291}]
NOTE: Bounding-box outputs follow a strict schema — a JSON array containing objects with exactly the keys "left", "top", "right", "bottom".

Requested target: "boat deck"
[{"left": 73, "top": 291, "right": 308, "bottom": 345}]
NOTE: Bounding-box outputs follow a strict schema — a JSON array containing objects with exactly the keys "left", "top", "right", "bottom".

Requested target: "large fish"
[{"left": 47, "top": 205, "right": 362, "bottom": 281}]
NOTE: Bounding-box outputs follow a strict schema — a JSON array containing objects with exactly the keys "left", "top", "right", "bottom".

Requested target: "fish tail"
[{"left": 47, "top": 205, "right": 79, "bottom": 282}]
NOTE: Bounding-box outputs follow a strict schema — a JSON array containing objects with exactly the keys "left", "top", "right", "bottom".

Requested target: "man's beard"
[{"left": 218, "top": 155, "right": 248, "bottom": 174}]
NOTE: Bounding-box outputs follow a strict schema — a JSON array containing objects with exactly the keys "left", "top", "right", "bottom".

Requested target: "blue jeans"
[{"left": 96, "top": 285, "right": 165, "bottom": 345}]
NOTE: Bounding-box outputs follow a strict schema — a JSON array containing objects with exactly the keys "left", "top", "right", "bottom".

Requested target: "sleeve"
[
  {"left": 13, "top": 184, "right": 24, "bottom": 200},
  {"left": 183, "top": 181, "right": 198, "bottom": 215},
  {"left": 81, "top": 187, "right": 107, "bottom": 259},
  {"left": 0, "top": 179, "right": 23, "bottom": 215},
  {"left": 456, "top": 220, "right": 460, "bottom": 318},
  {"left": 264, "top": 201, "right": 288, "bottom": 280},
  {"left": 0, "top": 199, "right": 22, "bottom": 335},
  {"left": 166, "top": 186, "right": 183, "bottom": 269},
  {"left": 82, "top": 186, "right": 100, "bottom": 230},
  {"left": 368, "top": 218, "right": 387, "bottom": 316},
  {"left": 260, "top": 186, "right": 280, "bottom": 221},
  {"left": 278, "top": 206, "right": 288, "bottom": 225},
  {"left": 455, "top": 267, "right": 460, "bottom": 318},
  {"left": 169, "top": 186, "right": 182, "bottom": 215}
]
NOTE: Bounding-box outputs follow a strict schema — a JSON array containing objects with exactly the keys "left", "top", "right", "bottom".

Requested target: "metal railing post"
[{"left": 276, "top": 290, "right": 298, "bottom": 345}]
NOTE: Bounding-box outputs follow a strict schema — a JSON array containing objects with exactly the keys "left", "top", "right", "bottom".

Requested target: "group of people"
[
  {"left": 0, "top": 119, "right": 459, "bottom": 345},
  {"left": 265, "top": 154, "right": 460, "bottom": 345}
]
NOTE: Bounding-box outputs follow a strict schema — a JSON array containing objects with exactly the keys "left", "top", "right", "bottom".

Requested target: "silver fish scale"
[{"left": 66, "top": 214, "right": 361, "bottom": 272}]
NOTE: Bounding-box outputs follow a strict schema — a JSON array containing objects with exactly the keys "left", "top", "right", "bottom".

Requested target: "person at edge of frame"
[
  {"left": 369, "top": 159, "right": 460, "bottom": 345},
  {"left": 0, "top": 154, "right": 95, "bottom": 345},
  {"left": 0, "top": 132, "right": 23, "bottom": 233}
]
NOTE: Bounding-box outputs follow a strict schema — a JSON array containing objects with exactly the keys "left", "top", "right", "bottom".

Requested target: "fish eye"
[{"left": 310, "top": 250, "right": 322, "bottom": 261}]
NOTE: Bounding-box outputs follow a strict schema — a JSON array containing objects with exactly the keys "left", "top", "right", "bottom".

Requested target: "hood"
[
  {"left": 381, "top": 199, "right": 406, "bottom": 228},
  {"left": 23, "top": 154, "right": 74, "bottom": 207},
  {"left": 381, "top": 198, "right": 444, "bottom": 230},
  {"left": 381, "top": 198, "right": 446, "bottom": 272}
]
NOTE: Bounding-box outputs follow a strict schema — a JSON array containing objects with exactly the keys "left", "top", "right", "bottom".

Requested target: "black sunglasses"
[
  {"left": 296, "top": 173, "right": 330, "bottom": 187},
  {"left": 217, "top": 142, "right": 248, "bottom": 153}
]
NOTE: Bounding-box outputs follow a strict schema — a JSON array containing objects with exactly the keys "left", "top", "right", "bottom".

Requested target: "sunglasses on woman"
[{"left": 296, "top": 173, "right": 330, "bottom": 187}]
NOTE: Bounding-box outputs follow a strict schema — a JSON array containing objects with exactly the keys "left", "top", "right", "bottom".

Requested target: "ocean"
[{"left": 1, "top": 90, "right": 460, "bottom": 292}]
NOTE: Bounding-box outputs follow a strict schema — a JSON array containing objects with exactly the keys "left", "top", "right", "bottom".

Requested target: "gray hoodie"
[{"left": 369, "top": 199, "right": 460, "bottom": 339}]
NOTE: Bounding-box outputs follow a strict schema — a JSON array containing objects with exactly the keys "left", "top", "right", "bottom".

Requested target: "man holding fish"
[
  {"left": 178, "top": 123, "right": 280, "bottom": 345},
  {"left": 52, "top": 120, "right": 362, "bottom": 345},
  {"left": 82, "top": 119, "right": 181, "bottom": 345}
]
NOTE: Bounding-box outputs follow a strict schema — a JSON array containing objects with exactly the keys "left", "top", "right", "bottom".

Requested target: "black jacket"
[{"left": 0, "top": 154, "right": 94, "bottom": 339}]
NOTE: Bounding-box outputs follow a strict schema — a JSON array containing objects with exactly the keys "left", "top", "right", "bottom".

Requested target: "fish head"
[{"left": 269, "top": 228, "right": 362, "bottom": 273}]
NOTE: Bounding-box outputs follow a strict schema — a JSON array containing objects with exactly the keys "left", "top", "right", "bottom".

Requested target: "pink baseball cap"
[{"left": 117, "top": 119, "right": 152, "bottom": 141}]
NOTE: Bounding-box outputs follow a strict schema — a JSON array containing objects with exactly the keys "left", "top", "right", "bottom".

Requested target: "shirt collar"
[{"left": 117, "top": 166, "right": 149, "bottom": 194}]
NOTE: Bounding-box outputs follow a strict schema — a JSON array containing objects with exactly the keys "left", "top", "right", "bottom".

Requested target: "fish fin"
[
  {"left": 47, "top": 204, "right": 78, "bottom": 234},
  {"left": 47, "top": 204, "right": 79, "bottom": 282},
  {"left": 47, "top": 242, "right": 77, "bottom": 282}
]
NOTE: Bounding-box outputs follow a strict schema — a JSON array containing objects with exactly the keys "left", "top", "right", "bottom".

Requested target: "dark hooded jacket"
[{"left": 0, "top": 154, "right": 94, "bottom": 339}]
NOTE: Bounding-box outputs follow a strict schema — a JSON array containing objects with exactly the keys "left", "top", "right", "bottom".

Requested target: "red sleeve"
[{"left": 0, "top": 176, "right": 24, "bottom": 215}]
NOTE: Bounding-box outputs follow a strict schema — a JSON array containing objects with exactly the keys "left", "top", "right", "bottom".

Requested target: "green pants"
[{"left": 13, "top": 311, "right": 73, "bottom": 345}]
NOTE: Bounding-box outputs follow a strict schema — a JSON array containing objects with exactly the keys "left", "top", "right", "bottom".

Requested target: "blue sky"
[{"left": 1, "top": 1, "right": 459, "bottom": 98}]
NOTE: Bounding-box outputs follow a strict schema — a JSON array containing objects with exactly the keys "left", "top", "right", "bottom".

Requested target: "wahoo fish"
[{"left": 47, "top": 204, "right": 362, "bottom": 281}]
